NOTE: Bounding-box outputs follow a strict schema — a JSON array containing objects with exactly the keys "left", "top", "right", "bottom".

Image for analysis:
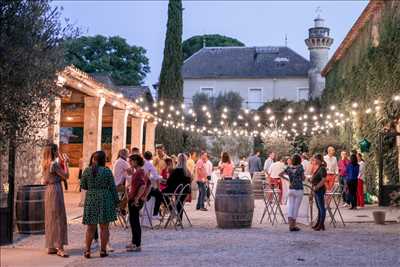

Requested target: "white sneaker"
[{"left": 341, "top": 203, "right": 348, "bottom": 208}]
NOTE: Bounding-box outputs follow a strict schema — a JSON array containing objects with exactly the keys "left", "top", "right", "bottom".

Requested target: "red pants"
[
  {"left": 357, "top": 179, "right": 365, "bottom": 207},
  {"left": 325, "top": 174, "right": 336, "bottom": 192}
]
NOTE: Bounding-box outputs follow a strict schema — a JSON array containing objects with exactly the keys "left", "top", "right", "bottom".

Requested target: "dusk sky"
[{"left": 54, "top": 0, "right": 369, "bottom": 85}]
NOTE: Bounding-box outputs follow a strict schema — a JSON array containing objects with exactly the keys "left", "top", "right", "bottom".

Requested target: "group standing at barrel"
[{"left": 41, "top": 142, "right": 367, "bottom": 258}]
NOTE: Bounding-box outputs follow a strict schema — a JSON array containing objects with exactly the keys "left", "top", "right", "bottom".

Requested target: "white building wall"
[{"left": 183, "top": 77, "right": 309, "bottom": 109}]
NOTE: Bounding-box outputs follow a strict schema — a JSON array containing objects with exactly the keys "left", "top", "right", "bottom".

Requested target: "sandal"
[
  {"left": 47, "top": 248, "right": 57, "bottom": 255},
  {"left": 84, "top": 250, "right": 91, "bottom": 259},
  {"left": 100, "top": 250, "right": 108, "bottom": 258},
  {"left": 56, "top": 249, "right": 69, "bottom": 258}
]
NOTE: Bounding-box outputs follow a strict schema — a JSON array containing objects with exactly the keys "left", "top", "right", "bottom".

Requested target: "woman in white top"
[
  {"left": 356, "top": 153, "right": 365, "bottom": 207},
  {"left": 268, "top": 156, "right": 286, "bottom": 204}
]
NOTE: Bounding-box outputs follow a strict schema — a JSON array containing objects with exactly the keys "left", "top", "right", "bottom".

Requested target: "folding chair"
[
  {"left": 259, "top": 181, "right": 287, "bottom": 225},
  {"left": 176, "top": 184, "right": 192, "bottom": 227},
  {"left": 325, "top": 183, "right": 345, "bottom": 227},
  {"left": 206, "top": 181, "right": 215, "bottom": 207},
  {"left": 115, "top": 185, "right": 128, "bottom": 229},
  {"left": 141, "top": 197, "right": 154, "bottom": 229},
  {"left": 161, "top": 185, "right": 185, "bottom": 230}
]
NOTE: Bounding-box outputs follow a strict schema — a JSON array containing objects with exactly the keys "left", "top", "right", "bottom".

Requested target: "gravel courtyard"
[{"left": 2, "top": 192, "right": 399, "bottom": 267}]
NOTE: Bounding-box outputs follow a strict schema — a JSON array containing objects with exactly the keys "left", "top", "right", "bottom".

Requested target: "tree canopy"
[
  {"left": 64, "top": 35, "right": 150, "bottom": 86},
  {"left": 0, "top": 0, "right": 74, "bottom": 149},
  {"left": 183, "top": 34, "right": 245, "bottom": 60},
  {"left": 0, "top": 0, "right": 75, "bottom": 242}
]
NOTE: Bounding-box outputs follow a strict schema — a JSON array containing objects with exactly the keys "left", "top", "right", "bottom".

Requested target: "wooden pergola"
[{"left": 50, "top": 66, "right": 157, "bottom": 188}]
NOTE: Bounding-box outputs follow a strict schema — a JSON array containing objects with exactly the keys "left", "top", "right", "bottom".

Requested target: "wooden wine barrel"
[
  {"left": 215, "top": 179, "right": 254, "bottom": 229},
  {"left": 252, "top": 172, "right": 266, "bottom": 199},
  {"left": 16, "top": 185, "right": 46, "bottom": 234}
]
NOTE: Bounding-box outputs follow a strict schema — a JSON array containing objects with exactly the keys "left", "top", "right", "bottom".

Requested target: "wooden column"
[
  {"left": 397, "top": 120, "right": 400, "bottom": 174},
  {"left": 131, "top": 116, "right": 144, "bottom": 154},
  {"left": 145, "top": 121, "right": 156, "bottom": 154},
  {"left": 82, "top": 96, "right": 104, "bottom": 167},
  {"left": 111, "top": 109, "right": 129, "bottom": 163},
  {"left": 48, "top": 97, "right": 62, "bottom": 145}
]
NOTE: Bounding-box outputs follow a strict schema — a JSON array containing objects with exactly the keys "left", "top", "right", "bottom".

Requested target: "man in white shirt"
[
  {"left": 143, "top": 151, "right": 163, "bottom": 217},
  {"left": 113, "top": 149, "right": 131, "bottom": 188},
  {"left": 264, "top": 152, "right": 276, "bottom": 174},
  {"left": 268, "top": 156, "right": 286, "bottom": 203},
  {"left": 205, "top": 153, "right": 213, "bottom": 180},
  {"left": 204, "top": 153, "right": 213, "bottom": 205},
  {"left": 324, "top": 146, "right": 339, "bottom": 192},
  {"left": 301, "top": 153, "right": 311, "bottom": 176}
]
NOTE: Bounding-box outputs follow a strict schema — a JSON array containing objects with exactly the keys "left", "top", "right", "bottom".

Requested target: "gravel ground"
[{"left": 5, "top": 200, "right": 400, "bottom": 267}]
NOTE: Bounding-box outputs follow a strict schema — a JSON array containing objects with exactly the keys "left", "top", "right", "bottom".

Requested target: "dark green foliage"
[
  {"left": 321, "top": 3, "right": 400, "bottom": 194},
  {"left": 291, "top": 135, "right": 309, "bottom": 154},
  {"left": 64, "top": 35, "right": 150, "bottom": 86},
  {"left": 158, "top": 0, "right": 183, "bottom": 101},
  {"left": 0, "top": 0, "right": 76, "bottom": 149},
  {"left": 156, "top": 0, "right": 185, "bottom": 154},
  {"left": 183, "top": 34, "right": 245, "bottom": 60},
  {"left": 0, "top": 0, "right": 75, "bottom": 242}
]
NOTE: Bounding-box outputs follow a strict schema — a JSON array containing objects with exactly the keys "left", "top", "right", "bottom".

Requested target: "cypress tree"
[
  {"left": 156, "top": 0, "right": 184, "bottom": 154},
  {"left": 158, "top": 0, "right": 183, "bottom": 101}
]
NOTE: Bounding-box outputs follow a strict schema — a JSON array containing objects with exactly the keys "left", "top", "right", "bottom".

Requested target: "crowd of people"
[
  {"left": 41, "top": 142, "right": 366, "bottom": 258},
  {"left": 245, "top": 146, "right": 366, "bottom": 231},
  {"left": 41, "top": 143, "right": 232, "bottom": 258}
]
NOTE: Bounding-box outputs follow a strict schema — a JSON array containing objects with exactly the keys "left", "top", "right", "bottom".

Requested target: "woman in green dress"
[{"left": 81, "top": 151, "right": 118, "bottom": 258}]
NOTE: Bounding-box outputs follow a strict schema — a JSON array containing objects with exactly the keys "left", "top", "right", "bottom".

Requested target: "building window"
[
  {"left": 297, "top": 88, "right": 309, "bottom": 101},
  {"left": 248, "top": 88, "right": 262, "bottom": 110},
  {"left": 200, "top": 87, "right": 213, "bottom": 98}
]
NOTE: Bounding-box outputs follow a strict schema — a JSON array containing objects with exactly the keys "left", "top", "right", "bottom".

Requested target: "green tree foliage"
[
  {"left": 64, "top": 35, "right": 150, "bottom": 85},
  {"left": 0, "top": 0, "right": 74, "bottom": 149},
  {"left": 0, "top": 0, "right": 75, "bottom": 242},
  {"left": 183, "top": 34, "right": 245, "bottom": 60},
  {"left": 158, "top": 0, "right": 183, "bottom": 100},
  {"left": 156, "top": 0, "right": 184, "bottom": 154}
]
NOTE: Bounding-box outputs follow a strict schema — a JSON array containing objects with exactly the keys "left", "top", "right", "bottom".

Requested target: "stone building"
[
  {"left": 321, "top": 0, "right": 400, "bottom": 202},
  {"left": 182, "top": 16, "right": 333, "bottom": 109}
]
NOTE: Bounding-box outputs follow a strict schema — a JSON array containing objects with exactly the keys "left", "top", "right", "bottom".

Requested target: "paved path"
[{"left": 1, "top": 192, "right": 399, "bottom": 267}]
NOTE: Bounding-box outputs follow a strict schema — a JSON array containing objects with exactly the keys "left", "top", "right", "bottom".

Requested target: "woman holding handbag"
[
  {"left": 127, "top": 154, "right": 150, "bottom": 252},
  {"left": 42, "top": 144, "right": 69, "bottom": 257}
]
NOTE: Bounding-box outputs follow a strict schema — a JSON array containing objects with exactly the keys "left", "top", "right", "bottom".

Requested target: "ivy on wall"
[{"left": 322, "top": 2, "right": 400, "bottom": 194}]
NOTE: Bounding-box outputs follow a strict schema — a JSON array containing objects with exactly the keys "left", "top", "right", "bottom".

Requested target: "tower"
[{"left": 305, "top": 13, "right": 333, "bottom": 99}]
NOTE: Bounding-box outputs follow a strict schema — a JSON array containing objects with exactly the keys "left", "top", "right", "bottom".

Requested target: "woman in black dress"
[{"left": 163, "top": 153, "right": 191, "bottom": 220}]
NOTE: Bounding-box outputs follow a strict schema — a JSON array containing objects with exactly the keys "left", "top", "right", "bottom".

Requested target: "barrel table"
[
  {"left": 215, "top": 179, "right": 254, "bottom": 228},
  {"left": 16, "top": 185, "right": 46, "bottom": 234}
]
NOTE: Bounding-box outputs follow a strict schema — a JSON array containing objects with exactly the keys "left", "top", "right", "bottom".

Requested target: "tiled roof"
[
  {"left": 90, "top": 73, "right": 153, "bottom": 102},
  {"left": 182, "top": 46, "right": 310, "bottom": 79}
]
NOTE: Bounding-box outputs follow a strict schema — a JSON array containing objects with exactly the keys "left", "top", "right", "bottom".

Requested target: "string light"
[{"left": 136, "top": 92, "right": 399, "bottom": 138}]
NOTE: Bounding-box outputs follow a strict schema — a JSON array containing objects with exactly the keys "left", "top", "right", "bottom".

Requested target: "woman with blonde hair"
[{"left": 42, "top": 143, "right": 69, "bottom": 257}]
